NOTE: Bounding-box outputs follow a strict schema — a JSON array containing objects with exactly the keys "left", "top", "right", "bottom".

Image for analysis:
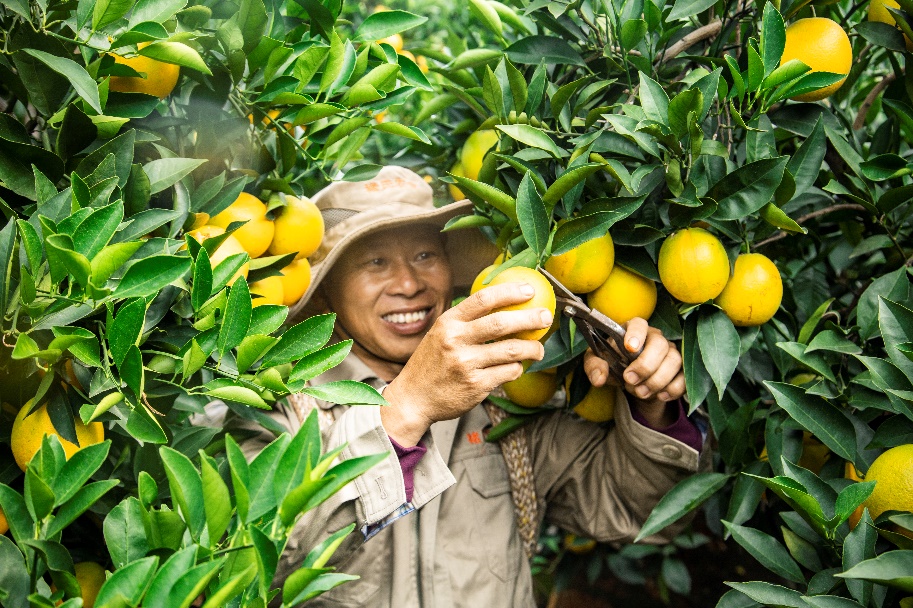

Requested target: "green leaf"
[
  {"left": 709, "top": 157, "right": 788, "bottom": 220},
  {"left": 621, "top": 19, "right": 648, "bottom": 49},
  {"left": 144, "top": 157, "right": 207, "bottom": 194},
  {"left": 496, "top": 124, "right": 567, "bottom": 158},
  {"left": 139, "top": 41, "right": 211, "bottom": 74},
  {"left": 191, "top": 249, "right": 213, "bottom": 310},
  {"left": 103, "top": 497, "right": 151, "bottom": 568},
  {"left": 682, "top": 313, "right": 714, "bottom": 411},
  {"left": 858, "top": 268, "right": 911, "bottom": 340},
  {"left": 21, "top": 49, "right": 102, "bottom": 114},
  {"left": 764, "top": 382, "right": 857, "bottom": 461},
  {"left": 130, "top": 0, "right": 189, "bottom": 25},
  {"left": 303, "top": 380, "right": 387, "bottom": 406},
  {"left": 304, "top": 523, "right": 356, "bottom": 569},
  {"left": 725, "top": 582, "right": 804, "bottom": 608},
  {"left": 355, "top": 10, "right": 428, "bottom": 40},
  {"left": 787, "top": 119, "right": 826, "bottom": 196},
  {"left": 635, "top": 473, "right": 729, "bottom": 542},
  {"left": 205, "top": 385, "right": 269, "bottom": 408},
  {"left": 114, "top": 254, "right": 191, "bottom": 298},
  {"left": 760, "top": 3, "right": 786, "bottom": 77},
  {"left": 668, "top": 89, "right": 703, "bottom": 138},
  {"left": 94, "top": 556, "right": 159, "bottom": 607},
  {"left": 289, "top": 340, "right": 353, "bottom": 384},
  {"left": 51, "top": 440, "right": 111, "bottom": 506},
  {"left": 837, "top": 551, "right": 913, "bottom": 593},
  {"left": 668, "top": 0, "right": 717, "bottom": 20},
  {"left": 108, "top": 297, "right": 146, "bottom": 367},
  {"left": 373, "top": 122, "right": 431, "bottom": 143},
  {"left": 0, "top": 537, "right": 30, "bottom": 608},
  {"left": 516, "top": 173, "right": 548, "bottom": 259},
  {"left": 879, "top": 298, "right": 913, "bottom": 384},
  {"left": 261, "top": 313, "right": 336, "bottom": 367},
  {"left": 639, "top": 72, "right": 670, "bottom": 126},
  {"left": 504, "top": 35, "right": 585, "bottom": 66},
  {"left": 218, "top": 280, "right": 252, "bottom": 357},
  {"left": 698, "top": 308, "right": 741, "bottom": 397},
  {"left": 93, "top": 0, "right": 134, "bottom": 29},
  {"left": 760, "top": 203, "right": 806, "bottom": 233},
  {"left": 776, "top": 342, "right": 837, "bottom": 382},
  {"left": 200, "top": 454, "right": 232, "bottom": 544},
  {"left": 723, "top": 522, "right": 805, "bottom": 584},
  {"left": 145, "top": 547, "right": 198, "bottom": 608},
  {"left": 160, "top": 447, "right": 206, "bottom": 541}
]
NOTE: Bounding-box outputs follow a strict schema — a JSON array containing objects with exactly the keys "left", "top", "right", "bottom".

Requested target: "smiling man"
[{"left": 234, "top": 166, "right": 710, "bottom": 607}]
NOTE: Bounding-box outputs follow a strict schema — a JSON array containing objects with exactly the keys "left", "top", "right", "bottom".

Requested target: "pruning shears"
[{"left": 538, "top": 267, "right": 643, "bottom": 379}]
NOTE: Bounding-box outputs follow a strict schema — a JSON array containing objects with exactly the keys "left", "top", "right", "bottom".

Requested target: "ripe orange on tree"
[
  {"left": 449, "top": 161, "right": 467, "bottom": 200},
  {"left": 570, "top": 381, "right": 616, "bottom": 423},
  {"left": 544, "top": 232, "right": 615, "bottom": 294},
  {"left": 73, "top": 562, "right": 106, "bottom": 608},
  {"left": 109, "top": 42, "right": 180, "bottom": 99},
  {"left": 503, "top": 364, "right": 558, "bottom": 408},
  {"left": 485, "top": 267, "right": 556, "bottom": 341},
  {"left": 11, "top": 401, "right": 105, "bottom": 471},
  {"left": 278, "top": 258, "right": 312, "bottom": 306},
  {"left": 715, "top": 253, "right": 783, "bottom": 326},
  {"left": 859, "top": 444, "right": 913, "bottom": 535},
  {"left": 460, "top": 130, "right": 500, "bottom": 181},
  {"left": 250, "top": 276, "right": 285, "bottom": 308},
  {"left": 658, "top": 227, "right": 730, "bottom": 304},
  {"left": 208, "top": 193, "right": 275, "bottom": 258},
  {"left": 869, "top": 0, "right": 913, "bottom": 50},
  {"left": 780, "top": 18, "right": 853, "bottom": 102},
  {"left": 0, "top": 506, "right": 7, "bottom": 535},
  {"left": 185, "top": 225, "right": 249, "bottom": 285},
  {"left": 588, "top": 265, "right": 657, "bottom": 324},
  {"left": 268, "top": 196, "right": 325, "bottom": 259}
]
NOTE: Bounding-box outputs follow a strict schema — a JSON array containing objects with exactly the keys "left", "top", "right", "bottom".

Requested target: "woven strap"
[{"left": 484, "top": 398, "right": 539, "bottom": 559}]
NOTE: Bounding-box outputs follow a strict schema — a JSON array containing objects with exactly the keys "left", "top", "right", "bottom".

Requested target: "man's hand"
[
  {"left": 583, "top": 317, "right": 684, "bottom": 427},
  {"left": 382, "top": 283, "right": 553, "bottom": 446}
]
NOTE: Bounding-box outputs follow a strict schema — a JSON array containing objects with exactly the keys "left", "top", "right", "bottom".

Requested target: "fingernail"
[
  {"left": 520, "top": 284, "right": 535, "bottom": 296},
  {"left": 540, "top": 310, "right": 553, "bottom": 325},
  {"left": 636, "top": 386, "right": 650, "bottom": 397},
  {"left": 628, "top": 337, "right": 640, "bottom": 350},
  {"left": 658, "top": 392, "right": 670, "bottom": 401},
  {"left": 625, "top": 371, "right": 639, "bottom": 384}
]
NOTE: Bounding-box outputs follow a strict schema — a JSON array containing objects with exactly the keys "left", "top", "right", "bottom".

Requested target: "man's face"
[{"left": 322, "top": 225, "right": 453, "bottom": 364}]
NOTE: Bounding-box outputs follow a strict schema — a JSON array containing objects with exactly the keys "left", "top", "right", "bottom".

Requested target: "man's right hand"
[{"left": 382, "top": 282, "right": 552, "bottom": 446}]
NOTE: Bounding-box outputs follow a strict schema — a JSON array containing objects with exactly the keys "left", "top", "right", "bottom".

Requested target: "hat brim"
[{"left": 287, "top": 199, "right": 498, "bottom": 322}]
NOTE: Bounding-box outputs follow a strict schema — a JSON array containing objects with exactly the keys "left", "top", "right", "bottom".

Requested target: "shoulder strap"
[{"left": 483, "top": 395, "right": 539, "bottom": 559}]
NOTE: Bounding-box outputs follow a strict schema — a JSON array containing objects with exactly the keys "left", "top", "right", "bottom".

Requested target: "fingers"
[
  {"left": 466, "top": 307, "right": 553, "bottom": 343},
  {"left": 628, "top": 345, "right": 683, "bottom": 400},
  {"left": 583, "top": 349, "right": 611, "bottom": 387},
  {"left": 624, "top": 317, "right": 649, "bottom": 353},
  {"left": 623, "top": 327, "right": 669, "bottom": 387},
  {"left": 474, "top": 339, "right": 545, "bottom": 369},
  {"left": 452, "top": 282, "right": 537, "bottom": 321},
  {"left": 657, "top": 372, "right": 686, "bottom": 402},
  {"left": 485, "top": 361, "right": 526, "bottom": 388}
]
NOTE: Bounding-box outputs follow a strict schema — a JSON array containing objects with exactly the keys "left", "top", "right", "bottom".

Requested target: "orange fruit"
[
  {"left": 460, "top": 130, "right": 499, "bottom": 181},
  {"left": 109, "top": 42, "right": 180, "bottom": 99},
  {"left": 73, "top": 562, "right": 106, "bottom": 608},
  {"left": 572, "top": 383, "right": 616, "bottom": 423},
  {"left": 780, "top": 18, "right": 853, "bottom": 102},
  {"left": 715, "top": 253, "right": 783, "bottom": 326},
  {"left": 847, "top": 462, "right": 865, "bottom": 529},
  {"left": 415, "top": 54, "right": 430, "bottom": 73},
  {"left": 869, "top": 0, "right": 913, "bottom": 50},
  {"left": 378, "top": 33, "right": 404, "bottom": 52},
  {"left": 250, "top": 276, "right": 285, "bottom": 308},
  {"left": 11, "top": 401, "right": 105, "bottom": 472},
  {"left": 268, "top": 196, "right": 325, "bottom": 259},
  {"left": 0, "top": 506, "right": 7, "bottom": 535},
  {"left": 471, "top": 264, "right": 497, "bottom": 295},
  {"left": 544, "top": 232, "right": 615, "bottom": 294},
  {"left": 186, "top": 226, "right": 249, "bottom": 286},
  {"left": 208, "top": 193, "right": 275, "bottom": 258},
  {"left": 449, "top": 161, "right": 467, "bottom": 200},
  {"left": 657, "top": 227, "right": 730, "bottom": 304},
  {"left": 503, "top": 365, "right": 558, "bottom": 408},
  {"left": 564, "top": 533, "right": 597, "bottom": 554},
  {"left": 278, "top": 258, "right": 312, "bottom": 306},
  {"left": 588, "top": 265, "right": 657, "bottom": 324},
  {"left": 485, "top": 267, "right": 556, "bottom": 341},
  {"left": 862, "top": 445, "right": 913, "bottom": 524}
]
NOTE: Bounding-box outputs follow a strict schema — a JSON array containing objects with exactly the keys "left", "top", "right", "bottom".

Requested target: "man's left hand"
[{"left": 582, "top": 317, "right": 684, "bottom": 427}]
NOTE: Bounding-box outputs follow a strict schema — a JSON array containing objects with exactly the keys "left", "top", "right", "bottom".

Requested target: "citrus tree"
[
  {"left": 0, "top": 0, "right": 438, "bottom": 605},
  {"left": 352, "top": 0, "right": 913, "bottom": 604}
]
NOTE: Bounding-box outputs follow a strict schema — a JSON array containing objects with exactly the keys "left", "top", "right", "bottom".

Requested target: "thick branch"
[
  {"left": 853, "top": 72, "right": 897, "bottom": 130},
  {"left": 755, "top": 203, "right": 867, "bottom": 248},
  {"left": 655, "top": 20, "right": 723, "bottom": 63}
]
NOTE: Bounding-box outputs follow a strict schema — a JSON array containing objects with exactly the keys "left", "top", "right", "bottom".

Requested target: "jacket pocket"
[{"left": 463, "top": 453, "right": 521, "bottom": 582}]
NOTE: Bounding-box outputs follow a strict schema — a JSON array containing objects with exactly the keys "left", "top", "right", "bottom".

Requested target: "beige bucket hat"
[{"left": 287, "top": 166, "right": 498, "bottom": 321}]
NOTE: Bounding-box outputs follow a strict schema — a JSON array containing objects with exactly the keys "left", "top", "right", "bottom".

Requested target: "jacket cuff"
[{"left": 615, "top": 389, "right": 703, "bottom": 472}]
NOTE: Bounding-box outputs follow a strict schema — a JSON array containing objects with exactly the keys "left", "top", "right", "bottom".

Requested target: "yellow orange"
[
  {"left": 0, "top": 506, "right": 7, "bottom": 535},
  {"left": 503, "top": 365, "right": 558, "bottom": 408},
  {"left": 572, "top": 383, "right": 616, "bottom": 423},
  {"left": 544, "top": 233, "right": 615, "bottom": 294},
  {"left": 74, "top": 562, "right": 106, "bottom": 608},
  {"left": 781, "top": 18, "right": 853, "bottom": 102},
  {"left": 862, "top": 445, "right": 913, "bottom": 524},
  {"left": 471, "top": 264, "right": 497, "bottom": 295},
  {"left": 279, "top": 258, "right": 312, "bottom": 306},
  {"left": 208, "top": 193, "right": 275, "bottom": 258},
  {"left": 268, "top": 196, "right": 325, "bottom": 259},
  {"left": 449, "top": 161, "right": 466, "bottom": 200},
  {"left": 186, "top": 226, "right": 249, "bottom": 286},
  {"left": 715, "top": 253, "right": 783, "bottom": 326},
  {"left": 657, "top": 228, "right": 730, "bottom": 303},
  {"left": 460, "top": 130, "right": 499, "bottom": 181},
  {"left": 109, "top": 42, "right": 180, "bottom": 99},
  {"left": 378, "top": 33, "right": 404, "bottom": 52},
  {"left": 869, "top": 0, "right": 913, "bottom": 50},
  {"left": 250, "top": 276, "right": 285, "bottom": 307},
  {"left": 485, "top": 267, "right": 556, "bottom": 341},
  {"left": 11, "top": 401, "right": 105, "bottom": 472},
  {"left": 588, "top": 265, "right": 657, "bottom": 324}
]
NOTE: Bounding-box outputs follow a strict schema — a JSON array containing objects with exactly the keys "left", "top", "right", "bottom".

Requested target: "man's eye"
[
  {"left": 417, "top": 251, "right": 436, "bottom": 261},
  {"left": 369, "top": 258, "right": 385, "bottom": 266}
]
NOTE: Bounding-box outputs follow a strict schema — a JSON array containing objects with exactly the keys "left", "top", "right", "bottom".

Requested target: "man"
[{"left": 235, "top": 166, "right": 709, "bottom": 607}]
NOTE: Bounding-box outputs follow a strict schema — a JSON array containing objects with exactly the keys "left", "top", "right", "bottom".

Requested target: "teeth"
[{"left": 382, "top": 309, "right": 429, "bottom": 324}]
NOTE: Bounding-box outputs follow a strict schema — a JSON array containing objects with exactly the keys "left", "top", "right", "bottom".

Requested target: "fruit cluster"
[{"left": 186, "top": 193, "right": 326, "bottom": 308}]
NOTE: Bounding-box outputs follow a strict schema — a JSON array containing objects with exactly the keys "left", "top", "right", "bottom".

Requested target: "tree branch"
[
  {"left": 853, "top": 72, "right": 897, "bottom": 130},
  {"left": 655, "top": 20, "right": 723, "bottom": 63},
  {"left": 754, "top": 203, "right": 867, "bottom": 248}
]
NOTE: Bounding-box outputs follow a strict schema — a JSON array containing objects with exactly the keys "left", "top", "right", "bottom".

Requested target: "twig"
[
  {"left": 655, "top": 20, "right": 723, "bottom": 63},
  {"left": 853, "top": 72, "right": 898, "bottom": 130},
  {"left": 754, "top": 203, "right": 867, "bottom": 248}
]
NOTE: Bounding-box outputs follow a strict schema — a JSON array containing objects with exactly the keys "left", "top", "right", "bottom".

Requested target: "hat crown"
[{"left": 312, "top": 166, "right": 434, "bottom": 219}]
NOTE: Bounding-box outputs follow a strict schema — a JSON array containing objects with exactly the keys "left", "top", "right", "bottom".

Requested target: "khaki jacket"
[{"left": 229, "top": 353, "right": 710, "bottom": 607}]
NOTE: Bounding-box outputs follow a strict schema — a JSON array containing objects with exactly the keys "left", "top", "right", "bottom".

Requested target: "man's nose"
[{"left": 389, "top": 262, "right": 425, "bottom": 297}]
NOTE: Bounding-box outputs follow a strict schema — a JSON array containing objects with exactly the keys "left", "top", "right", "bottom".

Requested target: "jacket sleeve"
[
  {"left": 529, "top": 387, "right": 711, "bottom": 545},
  {"left": 229, "top": 400, "right": 455, "bottom": 583}
]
